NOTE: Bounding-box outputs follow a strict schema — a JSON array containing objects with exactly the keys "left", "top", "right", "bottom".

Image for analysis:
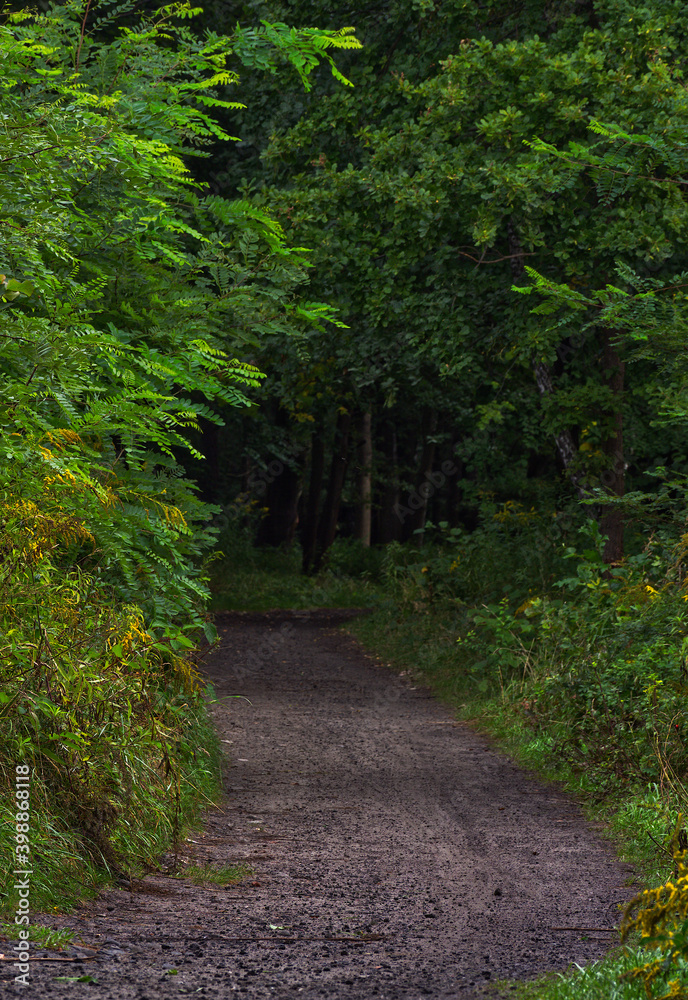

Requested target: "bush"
[{"left": 621, "top": 825, "right": 688, "bottom": 999}]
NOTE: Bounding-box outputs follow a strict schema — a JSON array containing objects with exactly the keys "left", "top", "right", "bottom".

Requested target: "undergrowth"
[
  {"left": 488, "top": 948, "right": 688, "bottom": 1000},
  {"left": 0, "top": 922, "right": 76, "bottom": 950},
  {"left": 214, "top": 498, "right": 688, "bottom": 997},
  {"left": 0, "top": 481, "right": 223, "bottom": 916},
  {"left": 210, "top": 527, "right": 383, "bottom": 611},
  {"left": 0, "top": 666, "right": 222, "bottom": 914}
]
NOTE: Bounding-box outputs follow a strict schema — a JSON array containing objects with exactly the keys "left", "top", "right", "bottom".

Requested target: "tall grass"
[{"left": 0, "top": 494, "right": 223, "bottom": 915}]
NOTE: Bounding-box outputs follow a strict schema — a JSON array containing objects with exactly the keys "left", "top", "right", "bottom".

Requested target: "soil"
[{"left": 2, "top": 609, "right": 638, "bottom": 999}]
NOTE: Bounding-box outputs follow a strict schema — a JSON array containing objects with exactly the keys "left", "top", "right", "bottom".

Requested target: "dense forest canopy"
[
  {"left": 166, "top": 0, "right": 688, "bottom": 579},
  {"left": 12, "top": 0, "right": 688, "bottom": 581}
]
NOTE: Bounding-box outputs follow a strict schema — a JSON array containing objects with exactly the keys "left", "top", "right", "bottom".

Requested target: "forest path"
[{"left": 12, "top": 610, "right": 636, "bottom": 999}]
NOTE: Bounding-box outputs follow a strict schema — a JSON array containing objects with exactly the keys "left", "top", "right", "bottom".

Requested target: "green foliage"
[
  {"left": 0, "top": 457, "right": 224, "bottom": 910},
  {"left": 373, "top": 511, "right": 688, "bottom": 800},
  {"left": 234, "top": 22, "right": 361, "bottom": 90},
  {"left": 0, "top": 0, "right": 358, "bottom": 903},
  {"left": 175, "top": 861, "right": 252, "bottom": 885},
  {"left": 210, "top": 539, "right": 380, "bottom": 611},
  {"left": 490, "top": 948, "right": 688, "bottom": 1000},
  {"left": 321, "top": 536, "right": 385, "bottom": 580},
  {"left": 380, "top": 498, "right": 574, "bottom": 607},
  {"left": 0, "top": 923, "right": 76, "bottom": 950},
  {"left": 0, "top": 0, "right": 354, "bottom": 634},
  {"left": 621, "top": 829, "right": 688, "bottom": 998},
  {"left": 211, "top": 0, "right": 688, "bottom": 571}
]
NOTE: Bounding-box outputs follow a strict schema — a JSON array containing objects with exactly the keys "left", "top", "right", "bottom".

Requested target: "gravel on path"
[{"left": 1, "top": 610, "right": 637, "bottom": 999}]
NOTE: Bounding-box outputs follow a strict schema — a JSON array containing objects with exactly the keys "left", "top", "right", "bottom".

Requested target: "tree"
[
  {"left": 0, "top": 0, "right": 357, "bottom": 623},
  {"left": 245, "top": 0, "right": 688, "bottom": 563},
  {"left": 0, "top": 0, "right": 362, "bottom": 900}
]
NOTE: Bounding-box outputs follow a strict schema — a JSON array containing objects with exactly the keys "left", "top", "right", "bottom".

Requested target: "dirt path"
[{"left": 5, "top": 611, "right": 637, "bottom": 999}]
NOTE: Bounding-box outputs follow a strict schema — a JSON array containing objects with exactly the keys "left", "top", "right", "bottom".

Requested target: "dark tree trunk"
[
  {"left": 599, "top": 331, "right": 626, "bottom": 564},
  {"left": 508, "top": 219, "right": 588, "bottom": 499},
  {"left": 354, "top": 409, "right": 373, "bottom": 547},
  {"left": 377, "top": 422, "right": 400, "bottom": 544},
  {"left": 313, "top": 410, "right": 351, "bottom": 570},
  {"left": 407, "top": 408, "right": 437, "bottom": 542},
  {"left": 254, "top": 461, "right": 302, "bottom": 548},
  {"left": 445, "top": 440, "right": 463, "bottom": 527},
  {"left": 301, "top": 430, "right": 326, "bottom": 574},
  {"left": 532, "top": 361, "right": 588, "bottom": 499}
]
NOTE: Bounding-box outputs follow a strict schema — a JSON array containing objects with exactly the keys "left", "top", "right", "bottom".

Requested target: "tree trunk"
[
  {"left": 445, "top": 440, "right": 463, "bottom": 527},
  {"left": 532, "top": 360, "right": 588, "bottom": 499},
  {"left": 314, "top": 410, "right": 351, "bottom": 570},
  {"left": 254, "top": 460, "right": 302, "bottom": 548},
  {"left": 507, "top": 220, "right": 625, "bottom": 561},
  {"left": 301, "top": 430, "right": 326, "bottom": 574},
  {"left": 407, "top": 408, "right": 437, "bottom": 543},
  {"left": 354, "top": 409, "right": 373, "bottom": 547},
  {"left": 377, "top": 422, "right": 400, "bottom": 544},
  {"left": 508, "top": 220, "right": 588, "bottom": 499},
  {"left": 599, "top": 331, "right": 626, "bottom": 563}
]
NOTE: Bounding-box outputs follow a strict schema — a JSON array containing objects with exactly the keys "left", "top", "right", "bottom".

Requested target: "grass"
[
  {"left": 488, "top": 948, "right": 688, "bottom": 1000},
  {"left": 209, "top": 536, "right": 384, "bottom": 612},
  {"left": 0, "top": 687, "right": 224, "bottom": 915},
  {"left": 0, "top": 922, "right": 76, "bottom": 950},
  {"left": 176, "top": 861, "right": 252, "bottom": 886}
]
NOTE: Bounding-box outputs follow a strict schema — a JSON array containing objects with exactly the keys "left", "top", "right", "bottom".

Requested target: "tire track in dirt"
[{"left": 4, "top": 610, "right": 637, "bottom": 999}]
